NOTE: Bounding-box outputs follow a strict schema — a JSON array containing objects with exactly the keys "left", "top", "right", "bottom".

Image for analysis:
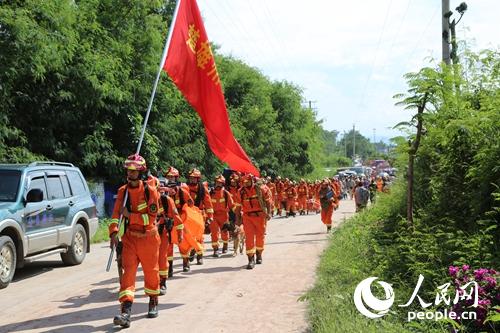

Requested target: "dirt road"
[{"left": 0, "top": 200, "right": 355, "bottom": 333}]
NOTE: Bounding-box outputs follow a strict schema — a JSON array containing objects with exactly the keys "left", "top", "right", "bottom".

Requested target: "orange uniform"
[
  {"left": 266, "top": 181, "right": 277, "bottom": 215},
  {"left": 275, "top": 180, "right": 285, "bottom": 216},
  {"left": 109, "top": 181, "right": 161, "bottom": 303},
  {"left": 168, "top": 185, "right": 204, "bottom": 259},
  {"left": 297, "top": 183, "right": 309, "bottom": 213},
  {"left": 187, "top": 182, "right": 213, "bottom": 256},
  {"left": 233, "top": 185, "right": 272, "bottom": 255},
  {"left": 285, "top": 184, "right": 298, "bottom": 216},
  {"left": 318, "top": 183, "right": 338, "bottom": 229},
  {"left": 157, "top": 193, "right": 183, "bottom": 280},
  {"left": 210, "top": 187, "right": 234, "bottom": 250}
]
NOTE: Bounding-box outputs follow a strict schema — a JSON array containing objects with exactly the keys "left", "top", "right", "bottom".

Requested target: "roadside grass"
[
  {"left": 307, "top": 190, "right": 448, "bottom": 333},
  {"left": 91, "top": 218, "right": 114, "bottom": 244},
  {"left": 307, "top": 208, "right": 411, "bottom": 332}
]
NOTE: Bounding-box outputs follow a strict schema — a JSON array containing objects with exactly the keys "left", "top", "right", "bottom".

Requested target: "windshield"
[
  {"left": 348, "top": 167, "right": 364, "bottom": 174},
  {"left": 0, "top": 170, "right": 21, "bottom": 202}
]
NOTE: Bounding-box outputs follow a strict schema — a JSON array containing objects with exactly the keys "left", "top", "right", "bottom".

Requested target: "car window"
[
  {"left": 67, "top": 171, "right": 86, "bottom": 195},
  {"left": 0, "top": 170, "right": 21, "bottom": 202},
  {"left": 61, "top": 174, "right": 72, "bottom": 197},
  {"left": 46, "top": 175, "right": 65, "bottom": 200},
  {"left": 28, "top": 176, "right": 47, "bottom": 200}
]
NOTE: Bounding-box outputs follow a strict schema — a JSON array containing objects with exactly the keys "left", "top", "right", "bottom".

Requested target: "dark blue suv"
[{"left": 0, "top": 162, "right": 98, "bottom": 288}]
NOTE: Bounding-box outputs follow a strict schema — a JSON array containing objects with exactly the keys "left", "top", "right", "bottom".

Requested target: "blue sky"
[{"left": 196, "top": 0, "right": 500, "bottom": 142}]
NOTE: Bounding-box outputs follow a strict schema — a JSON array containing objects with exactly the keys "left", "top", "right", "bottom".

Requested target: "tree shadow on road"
[{"left": 0, "top": 303, "right": 183, "bottom": 333}]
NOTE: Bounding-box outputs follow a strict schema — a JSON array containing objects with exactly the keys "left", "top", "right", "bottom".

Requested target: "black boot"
[
  {"left": 113, "top": 301, "right": 132, "bottom": 328},
  {"left": 246, "top": 255, "right": 255, "bottom": 270},
  {"left": 256, "top": 250, "right": 263, "bottom": 264},
  {"left": 159, "top": 278, "right": 167, "bottom": 296},
  {"left": 212, "top": 248, "right": 220, "bottom": 258},
  {"left": 222, "top": 243, "right": 228, "bottom": 254},
  {"left": 196, "top": 253, "right": 204, "bottom": 265},
  {"left": 182, "top": 258, "right": 190, "bottom": 272},
  {"left": 168, "top": 260, "right": 173, "bottom": 278},
  {"left": 147, "top": 296, "right": 158, "bottom": 318},
  {"left": 188, "top": 249, "right": 196, "bottom": 262},
  {"left": 327, "top": 226, "right": 331, "bottom": 233}
]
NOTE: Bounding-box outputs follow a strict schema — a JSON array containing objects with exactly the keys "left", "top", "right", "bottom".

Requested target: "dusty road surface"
[{"left": 0, "top": 199, "right": 355, "bottom": 333}]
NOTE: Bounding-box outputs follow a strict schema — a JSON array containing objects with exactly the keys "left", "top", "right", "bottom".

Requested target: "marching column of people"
[{"left": 110, "top": 153, "right": 387, "bottom": 328}]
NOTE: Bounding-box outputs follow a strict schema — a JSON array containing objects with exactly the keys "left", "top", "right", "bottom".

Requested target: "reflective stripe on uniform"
[
  {"left": 206, "top": 208, "right": 214, "bottom": 213},
  {"left": 119, "top": 289, "right": 135, "bottom": 299},
  {"left": 256, "top": 246, "right": 264, "bottom": 251},
  {"left": 167, "top": 256, "right": 174, "bottom": 260},
  {"left": 144, "top": 288, "right": 160, "bottom": 295},
  {"left": 137, "top": 202, "right": 148, "bottom": 211},
  {"left": 141, "top": 213, "right": 149, "bottom": 226},
  {"left": 176, "top": 224, "right": 184, "bottom": 230},
  {"left": 159, "top": 270, "right": 168, "bottom": 276},
  {"left": 111, "top": 218, "right": 119, "bottom": 223},
  {"left": 246, "top": 247, "right": 256, "bottom": 254}
]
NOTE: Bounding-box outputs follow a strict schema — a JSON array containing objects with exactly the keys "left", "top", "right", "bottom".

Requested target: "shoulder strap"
[
  {"left": 179, "top": 187, "right": 185, "bottom": 207},
  {"left": 142, "top": 181, "right": 150, "bottom": 202},
  {"left": 160, "top": 194, "right": 169, "bottom": 213},
  {"left": 195, "top": 182, "right": 205, "bottom": 207},
  {"left": 224, "top": 189, "right": 229, "bottom": 208}
]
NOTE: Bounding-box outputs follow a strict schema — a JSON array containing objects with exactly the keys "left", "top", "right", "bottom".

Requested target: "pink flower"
[
  {"left": 449, "top": 266, "right": 459, "bottom": 277},
  {"left": 474, "top": 268, "right": 489, "bottom": 280},
  {"left": 461, "top": 264, "right": 470, "bottom": 272},
  {"left": 483, "top": 276, "right": 496, "bottom": 289}
]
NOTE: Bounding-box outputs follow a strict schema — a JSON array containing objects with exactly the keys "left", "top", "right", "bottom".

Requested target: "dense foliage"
[
  {"left": 310, "top": 49, "right": 499, "bottom": 332},
  {"left": 0, "top": 0, "right": 355, "bottom": 184}
]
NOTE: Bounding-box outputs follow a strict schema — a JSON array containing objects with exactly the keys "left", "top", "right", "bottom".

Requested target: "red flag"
[{"left": 163, "top": 0, "right": 259, "bottom": 176}]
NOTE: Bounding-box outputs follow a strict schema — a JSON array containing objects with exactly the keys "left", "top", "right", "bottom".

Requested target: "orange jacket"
[
  {"left": 158, "top": 194, "right": 183, "bottom": 230},
  {"left": 233, "top": 185, "right": 272, "bottom": 215},
  {"left": 188, "top": 182, "right": 214, "bottom": 219},
  {"left": 285, "top": 185, "right": 298, "bottom": 199},
  {"left": 297, "top": 184, "right": 308, "bottom": 197},
  {"left": 109, "top": 181, "right": 160, "bottom": 235},
  {"left": 211, "top": 187, "right": 234, "bottom": 214}
]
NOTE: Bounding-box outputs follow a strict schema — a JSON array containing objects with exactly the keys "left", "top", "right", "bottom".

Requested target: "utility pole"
[
  {"left": 373, "top": 128, "right": 376, "bottom": 152},
  {"left": 442, "top": 1, "right": 468, "bottom": 65},
  {"left": 341, "top": 131, "right": 345, "bottom": 157},
  {"left": 352, "top": 124, "right": 356, "bottom": 161},
  {"left": 442, "top": 0, "right": 451, "bottom": 65}
]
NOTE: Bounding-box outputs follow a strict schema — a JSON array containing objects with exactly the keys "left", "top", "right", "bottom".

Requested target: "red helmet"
[
  {"left": 215, "top": 175, "right": 225, "bottom": 183},
  {"left": 188, "top": 168, "right": 202, "bottom": 178},
  {"left": 165, "top": 166, "right": 179, "bottom": 177},
  {"left": 124, "top": 154, "right": 147, "bottom": 171},
  {"left": 241, "top": 173, "right": 254, "bottom": 184}
]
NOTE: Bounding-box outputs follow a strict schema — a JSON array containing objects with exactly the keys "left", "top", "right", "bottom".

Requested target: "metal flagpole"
[{"left": 106, "top": 0, "right": 183, "bottom": 272}]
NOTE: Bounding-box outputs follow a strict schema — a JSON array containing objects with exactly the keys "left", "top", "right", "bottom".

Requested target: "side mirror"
[{"left": 26, "top": 189, "right": 43, "bottom": 203}]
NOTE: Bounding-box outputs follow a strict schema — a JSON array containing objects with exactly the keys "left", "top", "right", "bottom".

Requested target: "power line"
[
  {"left": 390, "top": 3, "right": 440, "bottom": 94},
  {"left": 357, "top": 0, "right": 394, "bottom": 112}
]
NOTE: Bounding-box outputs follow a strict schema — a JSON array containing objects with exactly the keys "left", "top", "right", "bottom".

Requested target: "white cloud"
[{"left": 197, "top": 0, "right": 500, "bottom": 139}]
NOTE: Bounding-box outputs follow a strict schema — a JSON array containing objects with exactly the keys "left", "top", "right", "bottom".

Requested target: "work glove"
[{"left": 109, "top": 232, "right": 118, "bottom": 249}]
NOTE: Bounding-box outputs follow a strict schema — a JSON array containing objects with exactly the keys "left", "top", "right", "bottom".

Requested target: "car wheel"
[
  {"left": 61, "top": 224, "right": 87, "bottom": 265},
  {"left": 0, "top": 235, "right": 17, "bottom": 289}
]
